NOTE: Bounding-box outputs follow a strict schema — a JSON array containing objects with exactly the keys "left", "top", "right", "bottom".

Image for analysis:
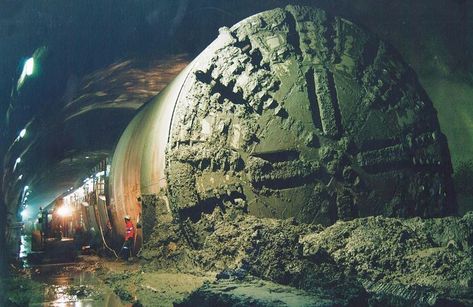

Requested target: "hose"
[
  {"left": 97, "top": 218, "right": 120, "bottom": 259},
  {"left": 92, "top": 196, "right": 120, "bottom": 259}
]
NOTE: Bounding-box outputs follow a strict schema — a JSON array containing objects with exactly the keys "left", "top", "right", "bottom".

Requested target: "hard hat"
[{"left": 124, "top": 215, "right": 130, "bottom": 220}]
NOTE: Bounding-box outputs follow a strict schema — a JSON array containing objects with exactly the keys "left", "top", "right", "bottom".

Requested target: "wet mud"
[
  {"left": 138, "top": 211, "right": 473, "bottom": 306},
  {"left": 5, "top": 256, "right": 123, "bottom": 306}
]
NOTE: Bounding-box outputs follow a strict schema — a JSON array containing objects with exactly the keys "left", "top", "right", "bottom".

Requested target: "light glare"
[
  {"left": 21, "top": 209, "right": 28, "bottom": 219},
  {"left": 57, "top": 206, "right": 72, "bottom": 217},
  {"left": 24, "top": 58, "right": 34, "bottom": 76},
  {"left": 13, "top": 157, "right": 21, "bottom": 171}
]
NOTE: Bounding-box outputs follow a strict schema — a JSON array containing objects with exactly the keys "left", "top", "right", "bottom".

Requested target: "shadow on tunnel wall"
[{"left": 454, "top": 160, "right": 473, "bottom": 214}]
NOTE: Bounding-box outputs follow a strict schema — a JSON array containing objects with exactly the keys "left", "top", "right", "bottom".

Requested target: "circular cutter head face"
[{"left": 112, "top": 5, "right": 455, "bottom": 226}]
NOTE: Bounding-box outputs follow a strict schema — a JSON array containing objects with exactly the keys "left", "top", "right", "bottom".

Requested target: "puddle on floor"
[
  {"left": 29, "top": 264, "right": 124, "bottom": 307},
  {"left": 16, "top": 234, "right": 125, "bottom": 306}
]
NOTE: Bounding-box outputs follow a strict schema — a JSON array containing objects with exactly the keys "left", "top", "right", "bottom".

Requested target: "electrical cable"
[{"left": 92, "top": 195, "right": 120, "bottom": 259}]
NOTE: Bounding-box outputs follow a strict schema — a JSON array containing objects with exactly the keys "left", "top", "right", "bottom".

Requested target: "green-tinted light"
[
  {"left": 24, "top": 57, "right": 34, "bottom": 76},
  {"left": 21, "top": 209, "right": 28, "bottom": 218}
]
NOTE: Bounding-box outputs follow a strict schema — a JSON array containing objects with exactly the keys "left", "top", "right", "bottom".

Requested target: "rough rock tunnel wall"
[{"left": 109, "top": 5, "right": 456, "bottom": 240}]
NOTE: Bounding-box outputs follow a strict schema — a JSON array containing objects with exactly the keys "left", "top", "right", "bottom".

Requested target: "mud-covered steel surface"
[
  {"left": 110, "top": 4, "right": 455, "bottom": 234},
  {"left": 165, "top": 5, "right": 455, "bottom": 224}
]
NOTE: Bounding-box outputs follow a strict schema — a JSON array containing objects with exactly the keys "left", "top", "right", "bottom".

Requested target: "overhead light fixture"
[
  {"left": 24, "top": 58, "right": 34, "bottom": 76},
  {"left": 19, "top": 128, "right": 27, "bottom": 139},
  {"left": 13, "top": 157, "right": 22, "bottom": 172},
  {"left": 17, "top": 57, "right": 35, "bottom": 90},
  {"left": 15, "top": 47, "right": 46, "bottom": 91},
  {"left": 11, "top": 128, "right": 28, "bottom": 146}
]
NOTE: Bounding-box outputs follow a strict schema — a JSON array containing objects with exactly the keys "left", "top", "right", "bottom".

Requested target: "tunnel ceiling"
[
  {"left": 2, "top": 55, "right": 190, "bottom": 216},
  {"left": 0, "top": 0, "right": 472, "bottom": 219}
]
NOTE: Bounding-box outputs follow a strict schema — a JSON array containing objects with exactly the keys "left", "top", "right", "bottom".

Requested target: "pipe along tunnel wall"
[{"left": 108, "top": 5, "right": 455, "bottom": 248}]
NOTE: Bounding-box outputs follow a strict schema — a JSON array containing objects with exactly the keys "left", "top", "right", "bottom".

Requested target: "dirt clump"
[
  {"left": 301, "top": 212, "right": 473, "bottom": 305},
  {"left": 142, "top": 209, "right": 368, "bottom": 304},
  {"left": 138, "top": 209, "right": 473, "bottom": 306}
]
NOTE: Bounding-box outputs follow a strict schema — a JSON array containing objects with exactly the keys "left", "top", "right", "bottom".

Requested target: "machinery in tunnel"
[
  {"left": 2, "top": 3, "right": 457, "bottom": 261},
  {"left": 2, "top": 3, "right": 472, "bottom": 306},
  {"left": 20, "top": 158, "right": 141, "bottom": 259},
  {"left": 108, "top": 5, "right": 455, "bottom": 242}
]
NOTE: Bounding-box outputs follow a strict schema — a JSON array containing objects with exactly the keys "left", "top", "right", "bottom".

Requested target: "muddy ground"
[
  {"left": 5, "top": 211, "right": 473, "bottom": 306},
  {"left": 137, "top": 209, "right": 473, "bottom": 306},
  {"left": 4, "top": 255, "right": 215, "bottom": 307},
  {"left": 101, "top": 265, "right": 215, "bottom": 306},
  {"left": 5, "top": 255, "right": 122, "bottom": 306}
]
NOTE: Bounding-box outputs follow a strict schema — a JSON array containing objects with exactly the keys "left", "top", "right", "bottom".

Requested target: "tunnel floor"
[
  {"left": 9, "top": 236, "right": 125, "bottom": 306},
  {"left": 29, "top": 260, "right": 123, "bottom": 306},
  {"left": 7, "top": 233, "right": 335, "bottom": 306},
  {"left": 7, "top": 235, "right": 215, "bottom": 306},
  {"left": 5, "top": 212, "right": 473, "bottom": 306}
]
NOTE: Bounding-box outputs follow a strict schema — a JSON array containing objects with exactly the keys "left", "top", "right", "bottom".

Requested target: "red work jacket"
[{"left": 125, "top": 220, "right": 135, "bottom": 240}]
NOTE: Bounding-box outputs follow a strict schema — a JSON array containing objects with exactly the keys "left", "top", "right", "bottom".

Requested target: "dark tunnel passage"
[{"left": 1, "top": 1, "right": 473, "bottom": 306}]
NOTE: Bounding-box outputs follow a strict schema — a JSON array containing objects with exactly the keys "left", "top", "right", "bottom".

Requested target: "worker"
[
  {"left": 39, "top": 207, "right": 45, "bottom": 247},
  {"left": 122, "top": 215, "right": 135, "bottom": 261},
  {"left": 89, "top": 227, "right": 100, "bottom": 252},
  {"left": 73, "top": 225, "right": 84, "bottom": 250}
]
